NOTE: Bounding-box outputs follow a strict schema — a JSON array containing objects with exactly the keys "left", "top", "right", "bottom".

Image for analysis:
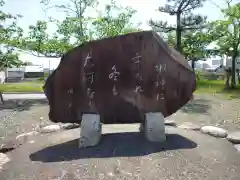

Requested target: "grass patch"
[
  {"left": 0, "top": 77, "right": 240, "bottom": 98},
  {"left": 0, "top": 81, "right": 44, "bottom": 93},
  {"left": 196, "top": 79, "right": 240, "bottom": 99}
]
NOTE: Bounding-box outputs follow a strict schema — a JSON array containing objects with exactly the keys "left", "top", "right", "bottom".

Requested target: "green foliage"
[
  {"left": 41, "top": 0, "right": 98, "bottom": 44},
  {"left": 13, "top": 0, "right": 140, "bottom": 58},
  {"left": 149, "top": 0, "right": 207, "bottom": 52},
  {"left": 91, "top": 1, "right": 140, "bottom": 39},
  {"left": 0, "top": 47, "right": 24, "bottom": 68},
  {"left": 167, "top": 29, "right": 213, "bottom": 61},
  {"left": 19, "top": 20, "right": 73, "bottom": 58},
  {"left": 0, "top": 0, "right": 25, "bottom": 68},
  {"left": 208, "top": 2, "right": 240, "bottom": 55},
  {"left": 209, "top": 2, "right": 240, "bottom": 88}
]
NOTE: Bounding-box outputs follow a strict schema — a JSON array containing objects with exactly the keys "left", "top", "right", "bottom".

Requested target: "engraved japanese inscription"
[
  {"left": 132, "top": 53, "right": 144, "bottom": 93},
  {"left": 154, "top": 64, "right": 167, "bottom": 100},
  {"left": 109, "top": 65, "right": 120, "bottom": 96},
  {"left": 44, "top": 31, "right": 196, "bottom": 124},
  {"left": 84, "top": 51, "right": 95, "bottom": 106}
]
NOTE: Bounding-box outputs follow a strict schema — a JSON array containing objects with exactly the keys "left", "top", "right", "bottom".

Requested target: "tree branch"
[
  {"left": 181, "top": 0, "right": 191, "bottom": 11},
  {"left": 149, "top": 19, "right": 176, "bottom": 32},
  {"left": 182, "top": 25, "right": 206, "bottom": 30},
  {"left": 158, "top": 6, "right": 177, "bottom": 15},
  {"left": 55, "top": 5, "right": 76, "bottom": 14},
  {"left": 178, "top": 0, "right": 187, "bottom": 12},
  {"left": 183, "top": 4, "right": 202, "bottom": 12}
]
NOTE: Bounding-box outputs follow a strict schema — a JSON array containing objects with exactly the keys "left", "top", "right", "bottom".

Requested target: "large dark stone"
[{"left": 44, "top": 31, "right": 196, "bottom": 124}]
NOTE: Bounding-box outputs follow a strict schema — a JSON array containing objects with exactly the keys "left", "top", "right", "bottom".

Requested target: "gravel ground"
[
  {"left": 0, "top": 99, "right": 53, "bottom": 145},
  {"left": 1, "top": 94, "right": 240, "bottom": 179},
  {"left": 1, "top": 126, "right": 240, "bottom": 180},
  {"left": 167, "top": 93, "right": 240, "bottom": 132},
  {"left": 0, "top": 93, "right": 240, "bottom": 144}
]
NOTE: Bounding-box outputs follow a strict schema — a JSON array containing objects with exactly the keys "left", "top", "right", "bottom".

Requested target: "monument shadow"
[{"left": 30, "top": 132, "right": 197, "bottom": 162}]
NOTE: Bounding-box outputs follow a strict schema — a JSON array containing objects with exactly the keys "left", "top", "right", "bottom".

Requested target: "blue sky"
[{"left": 2, "top": 0, "right": 238, "bottom": 69}]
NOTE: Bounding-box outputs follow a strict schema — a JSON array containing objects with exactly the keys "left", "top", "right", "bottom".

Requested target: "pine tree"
[{"left": 149, "top": 0, "right": 206, "bottom": 52}]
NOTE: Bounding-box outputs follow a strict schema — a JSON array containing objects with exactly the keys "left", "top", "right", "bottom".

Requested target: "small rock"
[
  {"left": 164, "top": 120, "right": 176, "bottom": 126},
  {"left": 0, "top": 139, "right": 22, "bottom": 153},
  {"left": 60, "top": 123, "right": 80, "bottom": 130},
  {"left": 200, "top": 126, "right": 228, "bottom": 138},
  {"left": 107, "top": 172, "right": 114, "bottom": 177},
  {"left": 227, "top": 131, "right": 240, "bottom": 144},
  {"left": 0, "top": 153, "right": 10, "bottom": 170},
  {"left": 16, "top": 131, "right": 39, "bottom": 142},
  {"left": 178, "top": 122, "right": 201, "bottom": 131},
  {"left": 234, "top": 144, "right": 240, "bottom": 153},
  {"left": 16, "top": 101, "right": 24, "bottom": 106},
  {"left": 40, "top": 124, "right": 61, "bottom": 133}
]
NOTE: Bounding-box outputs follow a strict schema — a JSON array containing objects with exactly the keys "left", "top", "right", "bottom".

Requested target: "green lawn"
[
  {"left": 0, "top": 81, "right": 44, "bottom": 93},
  {"left": 196, "top": 79, "right": 240, "bottom": 98},
  {"left": 0, "top": 79, "right": 240, "bottom": 98}
]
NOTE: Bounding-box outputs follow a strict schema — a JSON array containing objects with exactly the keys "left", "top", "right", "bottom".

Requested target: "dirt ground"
[
  {"left": 1, "top": 93, "right": 240, "bottom": 180},
  {"left": 0, "top": 93, "right": 240, "bottom": 144},
  {"left": 1, "top": 126, "right": 240, "bottom": 180},
  {"left": 0, "top": 99, "right": 52, "bottom": 145},
  {"left": 172, "top": 93, "right": 240, "bottom": 132}
]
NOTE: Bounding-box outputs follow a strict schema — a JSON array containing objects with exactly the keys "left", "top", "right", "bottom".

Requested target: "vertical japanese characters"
[
  {"left": 83, "top": 50, "right": 167, "bottom": 103},
  {"left": 154, "top": 64, "right": 166, "bottom": 100},
  {"left": 132, "top": 53, "right": 144, "bottom": 93},
  {"left": 84, "top": 51, "right": 95, "bottom": 106},
  {"left": 67, "top": 88, "right": 73, "bottom": 114},
  {"left": 109, "top": 65, "right": 120, "bottom": 96}
]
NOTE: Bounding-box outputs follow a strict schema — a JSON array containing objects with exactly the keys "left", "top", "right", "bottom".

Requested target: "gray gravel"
[
  {"left": 0, "top": 99, "right": 52, "bottom": 145},
  {"left": 167, "top": 93, "right": 240, "bottom": 132},
  {"left": 1, "top": 93, "right": 240, "bottom": 179},
  {"left": 1, "top": 126, "right": 240, "bottom": 180}
]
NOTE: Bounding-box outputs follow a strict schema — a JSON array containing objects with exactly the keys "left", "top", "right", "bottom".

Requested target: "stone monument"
[{"left": 44, "top": 31, "right": 196, "bottom": 147}]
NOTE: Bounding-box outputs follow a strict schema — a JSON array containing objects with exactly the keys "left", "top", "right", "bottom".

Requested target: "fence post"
[{"left": 0, "top": 92, "right": 4, "bottom": 104}]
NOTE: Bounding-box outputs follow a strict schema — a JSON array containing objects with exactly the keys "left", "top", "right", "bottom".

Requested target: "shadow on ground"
[
  {"left": 228, "top": 95, "right": 240, "bottom": 99},
  {"left": 0, "top": 99, "right": 48, "bottom": 112},
  {"left": 30, "top": 132, "right": 197, "bottom": 162},
  {"left": 181, "top": 99, "right": 211, "bottom": 114}
]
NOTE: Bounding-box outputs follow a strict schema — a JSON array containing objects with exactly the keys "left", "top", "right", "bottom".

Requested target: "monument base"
[
  {"left": 143, "top": 112, "right": 166, "bottom": 142},
  {"left": 79, "top": 114, "right": 102, "bottom": 148}
]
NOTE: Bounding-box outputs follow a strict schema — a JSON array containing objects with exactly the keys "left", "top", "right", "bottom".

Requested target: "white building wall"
[
  {"left": 24, "top": 65, "right": 43, "bottom": 73},
  {"left": 0, "top": 71, "right": 5, "bottom": 84},
  {"left": 6, "top": 67, "right": 25, "bottom": 79}
]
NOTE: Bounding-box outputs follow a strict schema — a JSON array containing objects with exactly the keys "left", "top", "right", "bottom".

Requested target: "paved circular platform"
[{"left": 1, "top": 125, "right": 240, "bottom": 180}]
